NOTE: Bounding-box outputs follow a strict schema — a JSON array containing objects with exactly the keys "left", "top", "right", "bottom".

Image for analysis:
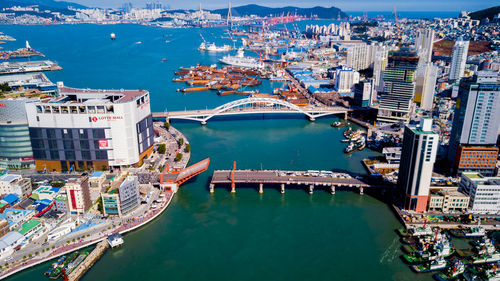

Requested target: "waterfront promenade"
[{"left": 0, "top": 124, "right": 192, "bottom": 280}]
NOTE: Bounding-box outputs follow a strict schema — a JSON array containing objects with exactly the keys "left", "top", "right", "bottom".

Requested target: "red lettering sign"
[
  {"left": 98, "top": 140, "right": 108, "bottom": 149},
  {"left": 0, "top": 104, "right": 6, "bottom": 107},
  {"left": 92, "top": 116, "right": 123, "bottom": 122}
]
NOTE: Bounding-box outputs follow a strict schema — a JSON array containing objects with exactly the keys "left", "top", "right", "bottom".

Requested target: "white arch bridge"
[{"left": 152, "top": 98, "right": 349, "bottom": 124}]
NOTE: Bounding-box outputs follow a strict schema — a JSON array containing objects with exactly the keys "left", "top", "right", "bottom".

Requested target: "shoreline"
[{"left": 0, "top": 124, "right": 190, "bottom": 280}]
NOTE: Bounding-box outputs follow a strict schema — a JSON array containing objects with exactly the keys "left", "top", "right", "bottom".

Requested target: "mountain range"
[
  {"left": 212, "top": 4, "right": 347, "bottom": 19},
  {"left": 0, "top": 0, "right": 86, "bottom": 10}
]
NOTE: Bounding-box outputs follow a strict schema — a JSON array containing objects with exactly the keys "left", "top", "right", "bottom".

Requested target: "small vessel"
[
  {"left": 331, "top": 121, "right": 348, "bottom": 128},
  {"left": 199, "top": 42, "right": 232, "bottom": 52},
  {"left": 450, "top": 225, "right": 486, "bottom": 238},
  {"left": 344, "top": 142, "right": 355, "bottom": 154},
  {"left": 434, "top": 259, "right": 466, "bottom": 281},
  {"left": 161, "top": 58, "right": 167, "bottom": 62},
  {"left": 110, "top": 33, "right": 116, "bottom": 40},
  {"left": 64, "top": 251, "right": 89, "bottom": 275},
  {"left": 398, "top": 226, "right": 433, "bottom": 237},
  {"left": 412, "top": 258, "right": 450, "bottom": 273}
]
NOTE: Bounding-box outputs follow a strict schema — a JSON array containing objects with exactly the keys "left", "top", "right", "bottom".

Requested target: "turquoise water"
[{"left": 1, "top": 24, "right": 434, "bottom": 280}]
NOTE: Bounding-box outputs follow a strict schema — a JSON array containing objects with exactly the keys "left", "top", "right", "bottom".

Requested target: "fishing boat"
[
  {"left": 344, "top": 142, "right": 356, "bottom": 154},
  {"left": 412, "top": 258, "right": 450, "bottom": 273},
  {"left": 450, "top": 225, "right": 486, "bottom": 238},
  {"left": 398, "top": 225, "right": 433, "bottom": 237},
  {"left": 44, "top": 256, "right": 66, "bottom": 277},
  {"left": 64, "top": 251, "right": 89, "bottom": 275},
  {"left": 331, "top": 121, "right": 348, "bottom": 127},
  {"left": 434, "top": 259, "right": 466, "bottom": 281}
]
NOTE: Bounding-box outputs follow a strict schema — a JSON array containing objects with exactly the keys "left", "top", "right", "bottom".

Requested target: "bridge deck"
[{"left": 210, "top": 170, "right": 368, "bottom": 187}]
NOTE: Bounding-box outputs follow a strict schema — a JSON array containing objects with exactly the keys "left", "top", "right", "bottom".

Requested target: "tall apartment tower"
[
  {"left": 377, "top": 49, "right": 419, "bottom": 123},
  {"left": 346, "top": 43, "right": 371, "bottom": 71},
  {"left": 415, "top": 29, "right": 435, "bottom": 64},
  {"left": 397, "top": 118, "right": 439, "bottom": 212},
  {"left": 449, "top": 38, "right": 469, "bottom": 82},
  {"left": 414, "top": 62, "right": 438, "bottom": 111},
  {"left": 448, "top": 71, "right": 500, "bottom": 175}
]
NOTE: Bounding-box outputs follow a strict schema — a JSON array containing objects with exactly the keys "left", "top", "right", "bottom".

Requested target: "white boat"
[
  {"left": 110, "top": 33, "right": 116, "bottom": 40},
  {"left": 199, "top": 42, "right": 232, "bottom": 52},
  {"left": 408, "top": 225, "right": 434, "bottom": 236},
  {"left": 219, "top": 49, "right": 264, "bottom": 69}
]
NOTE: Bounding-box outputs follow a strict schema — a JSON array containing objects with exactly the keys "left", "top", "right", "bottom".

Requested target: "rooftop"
[
  {"left": 51, "top": 86, "right": 148, "bottom": 104},
  {"left": 91, "top": 171, "right": 105, "bottom": 178},
  {"left": 0, "top": 174, "right": 21, "bottom": 183},
  {"left": 17, "top": 220, "right": 41, "bottom": 235}
]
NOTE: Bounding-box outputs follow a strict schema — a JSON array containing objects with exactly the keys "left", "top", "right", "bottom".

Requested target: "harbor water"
[{"left": 2, "top": 23, "right": 436, "bottom": 280}]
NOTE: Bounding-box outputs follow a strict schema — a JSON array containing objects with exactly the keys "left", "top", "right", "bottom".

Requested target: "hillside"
[
  {"left": 212, "top": 4, "right": 347, "bottom": 19},
  {"left": 469, "top": 5, "right": 500, "bottom": 21},
  {"left": 0, "top": 0, "right": 87, "bottom": 10}
]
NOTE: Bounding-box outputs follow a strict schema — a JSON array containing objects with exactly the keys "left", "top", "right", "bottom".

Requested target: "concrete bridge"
[{"left": 152, "top": 97, "right": 348, "bottom": 125}]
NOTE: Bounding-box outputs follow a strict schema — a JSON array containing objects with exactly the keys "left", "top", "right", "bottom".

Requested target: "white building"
[
  {"left": 415, "top": 29, "right": 435, "bottom": 64},
  {"left": 346, "top": 43, "right": 371, "bottom": 71},
  {"left": 0, "top": 231, "right": 23, "bottom": 259},
  {"left": 0, "top": 174, "right": 31, "bottom": 198},
  {"left": 334, "top": 66, "right": 360, "bottom": 93},
  {"left": 397, "top": 118, "right": 439, "bottom": 212},
  {"left": 459, "top": 173, "right": 500, "bottom": 214},
  {"left": 415, "top": 62, "right": 438, "bottom": 111},
  {"left": 118, "top": 176, "right": 140, "bottom": 215},
  {"left": 25, "top": 85, "right": 154, "bottom": 172},
  {"left": 449, "top": 38, "right": 469, "bottom": 82}
]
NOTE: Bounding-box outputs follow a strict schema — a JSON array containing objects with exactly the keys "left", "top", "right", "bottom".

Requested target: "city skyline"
[{"left": 68, "top": 0, "right": 495, "bottom": 12}]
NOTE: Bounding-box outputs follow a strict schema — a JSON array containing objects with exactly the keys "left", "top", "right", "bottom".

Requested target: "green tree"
[
  {"left": 178, "top": 138, "right": 184, "bottom": 146},
  {"left": 164, "top": 122, "right": 171, "bottom": 130},
  {"left": 175, "top": 153, "right": 183, "bottom": 162},
  {"left": 158, "top": 143, "right": 166, "bottom": 154},
  {"left": 184, "top": 144, "right": 190, "bottom": 153}
]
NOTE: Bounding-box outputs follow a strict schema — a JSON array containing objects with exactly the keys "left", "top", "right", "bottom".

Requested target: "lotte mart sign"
[{"left": 98, "top": 140, "right": 109, "bottom": 149}]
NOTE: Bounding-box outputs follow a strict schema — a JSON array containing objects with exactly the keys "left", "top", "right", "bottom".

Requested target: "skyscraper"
[
  {"left": 346, "top": 43, "right": 371, "bottom": 71},
  {"left": 397, "top": 118, "right": 439, "bottom": 212},
  {"left": 449, "top": 38, "right": 469, "bottom": 82},
  {"left": 377, "top": 49, "right": 419, "bottom": 123},
  {"left": 414, "top": 62, "right": 438, "bottom": 111},
  {"left": 448, "top": 71, "right": 500, "bottom": 175},
  {"left": 415, "top": 29, "right": 435, "bottom": 64}
]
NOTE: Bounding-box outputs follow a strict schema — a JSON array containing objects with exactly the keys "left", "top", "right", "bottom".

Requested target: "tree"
[
  {"left": 158, "top": 143, "right": 166, "bottom": 154},
  {"left": 178, "top": 138, "right": 184, "bottom": 146},
  {"left": 164, "top": 122, "right": 171, "bottom": 130},
  {"left": 175, "top": 153, "right": 183, "bottom": 162},
  {"left": 28, "top": 254, "right": 32, "bottom": 258},
  {"left": 184, "top": 144, "right": 190, "bottom": 153}
]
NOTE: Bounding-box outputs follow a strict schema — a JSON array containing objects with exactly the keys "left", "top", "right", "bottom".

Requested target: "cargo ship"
[{"left": 199, "top": 42, "right": 232, "bottom": 52}]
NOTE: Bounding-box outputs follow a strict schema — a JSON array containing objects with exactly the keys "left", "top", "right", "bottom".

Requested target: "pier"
[
  {"left": 209, "top": 169, "right": 369, "bottom": 194},
  {"left": 66, "top": 240, "right": 109, "bottom": 281}
]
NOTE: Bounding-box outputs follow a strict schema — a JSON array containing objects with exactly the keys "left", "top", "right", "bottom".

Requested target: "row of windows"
[{"left": 36, "top": 104, "right": 115, "bottom": 114}]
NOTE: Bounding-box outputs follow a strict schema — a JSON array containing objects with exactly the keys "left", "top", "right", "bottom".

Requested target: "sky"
[{"left": 68, "top": 0, "right": 495, "bottom": 11}]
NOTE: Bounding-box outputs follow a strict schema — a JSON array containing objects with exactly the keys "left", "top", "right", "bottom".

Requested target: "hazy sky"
[{"left": 69, "top": 0, "right": 494, "bottom": 11}]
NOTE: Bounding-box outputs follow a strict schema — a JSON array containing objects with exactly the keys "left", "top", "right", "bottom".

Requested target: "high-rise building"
[
  {"left": 66, "top": 177, "right": 91, "bottom": 215},
  {"left": 334, "top": 66, "right": 360, "bottom": 93},
  {"left": 415, "top": 29, "right": 435, "bottom": 64},
  {"left": 25, "top": 85, "right": 154, "bottom": 172},
  {"left": 414, "top": 62, "right": 438, "bottom": 111},
  {"left": 353, "top": 80, "right": 373, "bottom": 107},
  {"left": 377, "top": 49, "right": 419, "bottom": 123},
  {"left": 397, "top": 118, "right": 439, "bottom": 212},
  {"left": 449, "top": 38, "right": 469, "bottom": 82},
  {"left": 346, "top": 43, "right": 371, "bottom": 71},
  {"left": 448, "top": 72, "right": 500, "bottom": 175},
  {"left": 0, "top": 98, "right": 38, "bottom": 169},
  {"left": 101, "top": 175, "right": 139, "bottom": 217}
]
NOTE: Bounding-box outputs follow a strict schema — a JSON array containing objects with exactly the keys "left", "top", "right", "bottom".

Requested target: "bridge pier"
[
  {"left": 231, "top": 184, "right": 236, "bottom": 193},
  {"left": 280, "top": 183, "right": 285, "bottom": 194},
  {"left": 201, "top": 120, "right": 207, "bottom": 125},
  {"left": 209, "top": 184, "right": 214, "bottom": 193},
  {"left": 309, "top": 184, "right": 314, "bottom": 195},
  {"left": 259, "top": 183, "right": 263, "bottom": 194},
  {"left": 359, "top": 186, "right": 364, "bottom": 195},
  {"left": 308, "top": 116, "right": 316, "bottom": 122},
  {"left": 330, "top": 185, "right": 335, "bottom": 195}
]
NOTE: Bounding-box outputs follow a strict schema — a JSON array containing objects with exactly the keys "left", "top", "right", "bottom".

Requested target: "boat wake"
[{"left": 379, "top": 237, "right": 400, "bottom": 264}]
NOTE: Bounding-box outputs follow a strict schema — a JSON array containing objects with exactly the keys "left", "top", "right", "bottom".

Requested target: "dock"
[
  {"left": 210, "top": 169, "right": 369, "bottom": 194},
  {"left": 66, "top": 240, "right": 109, "bottom": 281}
]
